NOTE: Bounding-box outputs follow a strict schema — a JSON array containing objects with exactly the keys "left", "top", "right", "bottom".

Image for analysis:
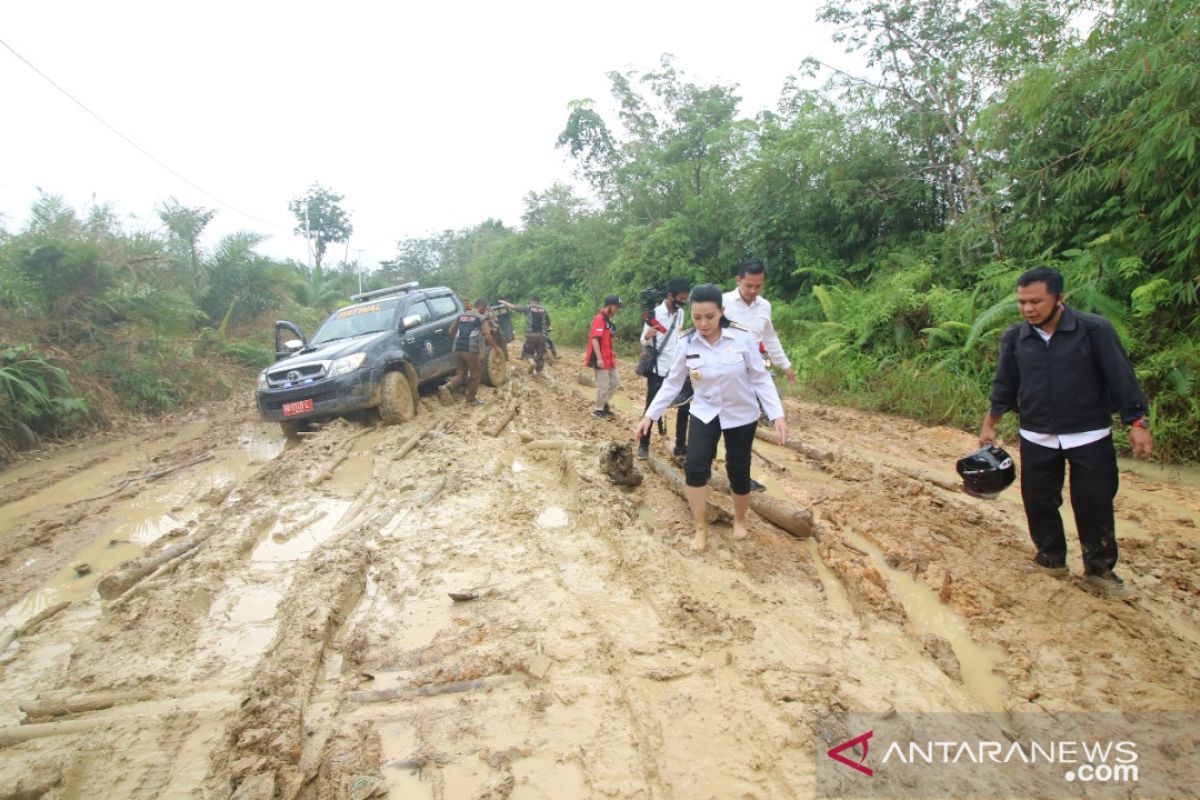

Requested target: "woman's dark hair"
[
  {"left": 689, "top": 283, "right": 724, "bottom": 307},
  {"left": 1017, "top": 266, "right": 1064, "bottom": 295},
  {"left": 665, "top": 277, "right": 690, "bottom": 295}
]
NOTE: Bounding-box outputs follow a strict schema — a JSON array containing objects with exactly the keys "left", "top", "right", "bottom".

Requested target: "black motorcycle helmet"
[{"left": 956, "top": 444, "right": 1016, "bottom": 499}]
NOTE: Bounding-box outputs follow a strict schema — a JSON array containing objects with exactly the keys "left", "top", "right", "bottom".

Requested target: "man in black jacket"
[{"left": 980, "top": 266, "right": 1153, "bottom": 599}]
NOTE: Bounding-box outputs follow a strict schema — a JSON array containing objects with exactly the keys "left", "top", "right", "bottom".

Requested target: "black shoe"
[
  {"left": 469, "top": 399, "right": 485, "bottom": 406},
  {"left": 1032, "top": 555, "right": 1069, "bottom": 578},
  {"left": 749, "top": 478, "right": 767, "bottom": 493},
  {"left": 1084, "top": 570, "right": 1137, "bottom": 600},
  {"left": 592, "top": 409, "right": 607, "bottom": 420},
  {"left": 669, "top": 387, "right": 693, "bottom": 408},
  {"left": 673, "top": 446, "right": 687, "bottom": 457},
  {"left": 636, "top": 444, "right": 649, "bottom": 460}
]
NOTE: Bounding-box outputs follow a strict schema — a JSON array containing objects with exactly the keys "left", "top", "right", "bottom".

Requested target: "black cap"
[{"left": 603, "top": 294, "right": 623, "bottom": 307}]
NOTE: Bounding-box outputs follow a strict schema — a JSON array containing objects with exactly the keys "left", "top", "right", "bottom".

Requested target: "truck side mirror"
[
  {"left": 401, "top": 314, "right": 422, "bottom": 331},
  {"left": 283, "top": 339, "right": 303, "bottom": 352}
]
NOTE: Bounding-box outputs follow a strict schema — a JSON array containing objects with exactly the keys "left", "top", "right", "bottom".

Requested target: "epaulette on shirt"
[
  {"left": 726, "top": 321, "right": 750, "bottom": 332},
  {"left": 682, "top": 326, "right": 697, "bottom": 340}
]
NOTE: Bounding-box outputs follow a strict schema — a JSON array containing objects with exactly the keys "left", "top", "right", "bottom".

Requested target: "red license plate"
[{"left": 282, "top": 399, "right": 313, "bottom": 417}]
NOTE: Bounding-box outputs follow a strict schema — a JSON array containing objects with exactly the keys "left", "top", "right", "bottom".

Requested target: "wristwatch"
[{"left": 1130, "top": 417, "right": 1150, "bottom": 430}]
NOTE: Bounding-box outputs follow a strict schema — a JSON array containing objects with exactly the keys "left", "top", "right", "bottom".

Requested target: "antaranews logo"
[{"left": 827, "top": 731, "right": 874, "bottom": 777}]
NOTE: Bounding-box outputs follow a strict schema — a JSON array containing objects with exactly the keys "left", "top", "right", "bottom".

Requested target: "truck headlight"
[
  {"left": 329, "top": 352, "right": 367, "bottom": 377},
  {"left": 256, "top": 371, "right": 268, "bottom": 391}
]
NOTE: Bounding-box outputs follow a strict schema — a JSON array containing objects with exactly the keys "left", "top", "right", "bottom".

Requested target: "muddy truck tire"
[
  {"left": 280, "top": 420, "right": 303, "bottom": 439},
  {"left": 482, "top": 349, "right": 509, "bottom": 387},
  {"left": 379, "top": 370, "right": 417, "bottom": 424}
]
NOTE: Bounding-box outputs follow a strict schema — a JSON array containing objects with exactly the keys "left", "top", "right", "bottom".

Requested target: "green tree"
[
  {"left": 157, "top": 197, "right": 216, "bottom": 291},
  {"left": 289, "top": 184, "right": 353, "bottom": 269}
]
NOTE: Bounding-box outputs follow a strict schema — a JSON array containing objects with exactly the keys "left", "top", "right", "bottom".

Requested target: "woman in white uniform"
[{"left": 634, "top": 284, "right": 788, "bottom": 550}]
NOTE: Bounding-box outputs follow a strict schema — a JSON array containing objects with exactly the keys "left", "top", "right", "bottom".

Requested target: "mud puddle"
[
  {"left": 2, "top": 423, "right": 284, "bottom": 627},
  {"left": 250, "top": 499, "right": 353, "bottom": 564},
  {"left": 839, "top": 525, "right": 1007, "bottom": 711},
  {"left": 0, "top": 421, "right": 212, "bottom": 535}
]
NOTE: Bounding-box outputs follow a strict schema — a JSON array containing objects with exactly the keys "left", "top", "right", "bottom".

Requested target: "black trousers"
[
  {"left": 1019, "top": 435, "right": 1120, "bottom": 576},
  {"left": 685, "top": 415, "right": 755, "bottom": 495},
  {"left": 641, "top": 373, "right": 689, "bottom": 452}
]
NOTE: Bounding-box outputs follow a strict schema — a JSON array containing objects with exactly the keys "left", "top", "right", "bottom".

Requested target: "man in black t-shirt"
[
  {"left": 501, "top": 295, "right": 552, "bottom": 374},
  {"left": 446, "top": 299, "right": 500, "bottom": 404}
]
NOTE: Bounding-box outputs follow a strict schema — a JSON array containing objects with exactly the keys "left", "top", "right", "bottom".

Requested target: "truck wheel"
[
  {"left": 379, "top": 370, "right": 417, "bottom": 424},
  {"left": 482, "top": 348, "right": 508, "bottom": 387},
  {"left": 280, "top": 420, "right": 303, "bottom": 440}
]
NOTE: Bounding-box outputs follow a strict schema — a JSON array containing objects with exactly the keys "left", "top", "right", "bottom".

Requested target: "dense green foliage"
[
  {"left": 0, "top": 191, "right": 348, "bottom": 459},
  {"left": 4, "top": 0, "right": 1196, "bottom": 462}
]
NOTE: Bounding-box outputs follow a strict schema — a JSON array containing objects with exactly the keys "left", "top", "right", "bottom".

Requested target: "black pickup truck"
[{"left": 255, "top": 283, "right": 510, "bottom": 435}]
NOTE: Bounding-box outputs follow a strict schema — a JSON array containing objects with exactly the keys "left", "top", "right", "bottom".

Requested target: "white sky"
[{"left": 1, "top": 1, "right": 854, "bottom": 269}]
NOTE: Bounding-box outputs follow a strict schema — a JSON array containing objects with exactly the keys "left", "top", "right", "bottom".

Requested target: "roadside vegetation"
[{"left": 2, "top": 0, "right": 1196, "bottom": 461}]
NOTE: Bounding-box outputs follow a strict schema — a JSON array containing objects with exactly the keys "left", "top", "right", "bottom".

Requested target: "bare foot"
[
  {"left": 690, "top": 525, "right": 708, "bottom": 552},
  {"left": 733, "top": 521, "right": 750, "bottom": 540}
]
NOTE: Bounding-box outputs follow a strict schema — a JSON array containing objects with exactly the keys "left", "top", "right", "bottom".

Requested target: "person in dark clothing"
[
  {"left": 500, "top": 295, "right": 552, "bottom": 374},
  {"left": 446, "top": 299, "right": 501, "bottom": 404},
  {"left": 980, "top": 266, "right": 1153, "bottom": 599},
  {"left": 637, "top": 278, "right": 690, "bottom": 460}
]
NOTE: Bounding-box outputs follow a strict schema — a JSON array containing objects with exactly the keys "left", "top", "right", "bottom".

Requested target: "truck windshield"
[{"left": 310, "top": 300, "right": 399, "bottom": 345}]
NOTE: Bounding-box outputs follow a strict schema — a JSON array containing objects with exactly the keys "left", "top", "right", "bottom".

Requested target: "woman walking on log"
[{"left": 634, "top": 284, "right": 788, "bottom": 551}]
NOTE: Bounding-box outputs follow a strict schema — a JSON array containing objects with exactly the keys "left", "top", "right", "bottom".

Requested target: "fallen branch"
[
  {"left": 0, "top": 718, "right": 95, "bottom": 749},
  {"left": 751, "top": 447, "right": 788, "bottom": 471},
  {"left": 394, "top": 424, "right": 435, "bottom": 460},
  {"left": 708, "top": 472, "right": 815, "bottom": 539},
  {"left": 87, "top": 454, "right": 215, "bottom": 501},
  {"left": 98, "top": 529, "right": 215, "bottom": 601},
  {"left": 107, "top": 549, "right": 199, "bottom": 610},
  {"left": 418, "top": 477, "right": 448, "bottom": 506},
  {"left": 487, "top": 407, "right": 518, "bottom": 438},
  {"left": 18, "top": 689, "right": 156, "bottom": 723},
  {"left": 0, "top": 601, "right": 72, "bottom": 652},
  {"left": 346, "top": 674, "right": 514, "bottom": 703},
  {"left": 885, "top": 463, "right": 962, "bottom": 493},
  {"left": 646, "top": 456, "right": 730, "bottom": 523},
  {"left": 753, "top": 427, "right": 834, "bottom": 463}
]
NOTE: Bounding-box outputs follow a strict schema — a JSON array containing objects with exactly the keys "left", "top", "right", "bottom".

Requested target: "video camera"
[{"left": 640, "top": 287, "right": 665, "bottom": 321}]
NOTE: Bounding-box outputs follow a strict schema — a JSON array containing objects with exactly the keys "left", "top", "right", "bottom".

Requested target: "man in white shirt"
[
  {"left": 638, "top": 278, "right": 690, "bottom": 460},
  {"left": 722, "top": 258, "right": 796, "bottom": 384},
  {"left": 722, "top": 258, "right": 794, "bottom": 492}
]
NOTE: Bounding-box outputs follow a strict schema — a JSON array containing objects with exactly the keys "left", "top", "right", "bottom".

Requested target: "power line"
[{"left": 0, "top": 36, "right": 289, "bottom": 230}]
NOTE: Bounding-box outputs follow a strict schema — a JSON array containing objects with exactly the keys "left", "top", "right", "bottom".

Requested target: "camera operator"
[{"left": 638, "top": 278, "right": 691, "bottom": 460}]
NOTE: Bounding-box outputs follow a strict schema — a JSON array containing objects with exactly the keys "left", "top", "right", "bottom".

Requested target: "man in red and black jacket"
[{"left": 586, "top": 294, "right": 623, "bottom": 420}]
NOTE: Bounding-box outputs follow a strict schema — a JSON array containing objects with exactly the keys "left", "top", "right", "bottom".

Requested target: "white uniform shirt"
[
  {"left": 722, "top": 289, "right": 792, "bottom": 370},
  {"left": 640, "top": 301, "right": 685, "bottom": 376},
  {"left": 1019, "top": 325, "right": 1110, "bottom": 449},
  {"left": 645, "top": 324, "right": 784, "bottom": 428}
]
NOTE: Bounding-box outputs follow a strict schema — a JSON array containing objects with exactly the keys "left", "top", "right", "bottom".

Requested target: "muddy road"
[{"left": 1, "top": 350, "right": 1198, "bottom": 799}]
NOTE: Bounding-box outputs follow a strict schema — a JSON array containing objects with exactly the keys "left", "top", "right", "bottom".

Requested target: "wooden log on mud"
[
  {"left": 394, "top": 424, "right": 435, "bottom": 460},
  {"left": 707, "top": 472, "right": 815, "bottom": 539},
  {"left": 346, "top": 674, "right": 514, "bottom": 703},
  {"left": 107, "top": 549, "right": 199, "bottom": 610},
  {"left": 646, "top": 456, "right": 731, "bottom": 524},
  {"left": 576, "top": 372, "right": 595, "bottom": 388},
  {"left": 418, "top": 477, "right": 448, "bottom": 506},
  {"left": 885, "top": 463, "right": 962, "bottom": 493},
  {"left": 87, "top": 454, "right": 215, "bottom": 501},
  {"left": 0, "top": 601, "right": 72, "bottom": 653},
  {"left": 751, "top": 447, "right": 788, "bottom": 472},
  {"left": 18, "top": 689, "right": 156, "bottom": 722},
  {"left": 0, "top": 718, "right": 96, "bottom": 749},
  {"left": 97, "top": 533, "right": 211, "bottom": 600},
  {"left": 753, "top": 427, "right": 835, "bottom": 463},
  {"left": 487, "top": 407, "right": 518, "bottom": 438}
]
